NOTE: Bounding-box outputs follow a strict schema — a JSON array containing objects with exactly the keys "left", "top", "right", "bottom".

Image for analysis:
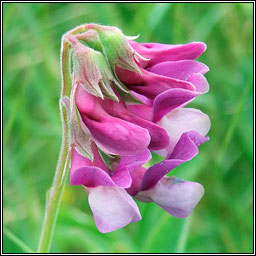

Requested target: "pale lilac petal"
[
  {"left": 88, "top": 186, "right": 141, "bottom": 233},
  {"left": 141, "top": 131, "right": 209, "bottom": 191},
  {"left": 130, "top": 41, "right": 207, "bottom": 67},
  {"left": 152, "top": 88, "right": 200, "bottom": 123},
  {"left": 187, "top": 73, "right": 209, "bottom": 93},
  {"left": 112, "top": 149, "right": 151, "bottom": 188},
  {"left": 157, "top": 108, "right": 211, "bottom": 156},
  {"left": 149, "top": 60, "right": 209, "bottom": 80},
  {"left": 136, "top": 176, "right": 204, "bottom": 218}
]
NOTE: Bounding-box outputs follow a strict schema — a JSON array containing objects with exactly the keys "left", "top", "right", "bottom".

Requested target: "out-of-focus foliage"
[{"left": 3, "top": 2, "right": 253, "bottom": 253}]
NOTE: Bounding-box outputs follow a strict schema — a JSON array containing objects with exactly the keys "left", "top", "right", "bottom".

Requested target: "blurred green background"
[{"left": 3, "top": 2, "right": 253, "bottom": 253}]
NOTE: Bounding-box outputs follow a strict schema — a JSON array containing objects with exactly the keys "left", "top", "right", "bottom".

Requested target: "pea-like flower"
[{"left": 62, "top": 24, "right": 210, "bottom": 233}]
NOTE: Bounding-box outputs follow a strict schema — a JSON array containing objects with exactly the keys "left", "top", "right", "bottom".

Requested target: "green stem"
[
  {"left": 37, "top": 105, "right": 70, "bottom": 253},
  {"left": 37, "top": 37, "right": 72, "bottom": 253}
]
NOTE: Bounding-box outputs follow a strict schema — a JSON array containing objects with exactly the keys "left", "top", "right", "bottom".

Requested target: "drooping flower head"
[{"left": 61, "top": 24, "right": 210, "bottom": 233}]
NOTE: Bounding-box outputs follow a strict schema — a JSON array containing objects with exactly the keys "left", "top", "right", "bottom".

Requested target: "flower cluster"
[{"left": 62, "top": 24, "right": 210, "bottom": 233}]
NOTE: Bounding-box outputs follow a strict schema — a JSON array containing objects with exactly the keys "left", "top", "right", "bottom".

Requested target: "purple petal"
[
  {"left": 112, "top": 149, "right": 151, "bottom": 188},
  {"left": 130, "top": 41, "right": 207, "bottom": 68},
  {"left": 137, "top": 176, "right": 204, "bottom": 218},
  {"left": 140, "top": 131, "right": 209, "bottom": 191},
  {"left": 187, "top": 73, "right": 209, "bottom": 93},
  {"left": 126, "top": 167, "right": 147, "bottom": 196},
  {"left": 117, "top": 149, "right": 152, "bottom": 172},
  {"left": 156, "top": 108, "right": 211, "bottom": 156},
  {"left": 152, "top": 88, "right": 200, "bottom": 123},
  {"left": 88, "top": 186, "right": 141, "bottom": 233},
  {"left": 149, "top": 60, "right": 209, "bottom": 80}
]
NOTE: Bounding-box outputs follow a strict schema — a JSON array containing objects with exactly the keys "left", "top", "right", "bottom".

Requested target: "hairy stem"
[{"left": 37, "top": 37, "right": 72, "bottom": 253}]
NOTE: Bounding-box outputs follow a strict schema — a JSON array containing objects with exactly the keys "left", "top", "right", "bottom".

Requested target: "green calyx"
[{"left": 65, "top": 24, "right": 144, "bottom": 104}]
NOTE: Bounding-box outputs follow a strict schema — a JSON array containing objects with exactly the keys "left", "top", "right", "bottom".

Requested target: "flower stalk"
[{"left": 37, "top": 37, "right": 72, "bottom": 253}]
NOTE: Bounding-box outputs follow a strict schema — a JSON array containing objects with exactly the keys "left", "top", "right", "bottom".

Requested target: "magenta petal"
[
  {"left": 130, "top": 41, "right": 207, "bottom": 67},
  {"left": 137, "top": 176, "right": 204, "bottom": 218},
  {"left": 123, "top": 116, "right": 170, "bottom": 150},
  {"left": 116, "top": 67, "right": 195, "bottom": 99},
  {"left": 127, "top": 104, "right": 153, "bottom": 121},
  {"left": 112, "top": 149, "right": 151, "bottom": 188},
  {"left": 71, "top": 146, "right": 108, "bottom": 174},
  {"left": 83, "top": 115, "right": 151, "bottom": 156},
  {"left": 70, "top": 166, "right": 115, "bottom": 187},
  {"left": 149, "top": 60, "right": 209, "bottom": 80},
  {"left": 140, "top": 131, "right": 209, "bottom": 191},
  {"left": 102, "top": 98, "right": 170, "bottom": 151},
  {"left": 129, "top": 69, "right": 196, "bottom": 99},
  {"left": 88, "top": 186, "right": 141, "bottom": 233},
  {"left": 152, "top": 88, "right": 200, "bottom": 123},
  {"left": 76, "top": 86, "right": 151, "bottom": 156}
]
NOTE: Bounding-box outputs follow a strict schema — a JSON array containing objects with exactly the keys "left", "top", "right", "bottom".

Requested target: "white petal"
[
  {"left": 137, "top": 176, "right": 204, "bottom": 218},
  {"left": 88, "top": 186, "right": 141, "bottom": 233},
  {"left": 156, "top": 108, "right": 210, "bottom": 156}
]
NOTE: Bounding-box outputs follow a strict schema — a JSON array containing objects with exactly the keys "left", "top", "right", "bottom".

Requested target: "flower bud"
[
  {"left": 84, "top": 24, "right": 145, "bottom": 74},
  {"left": 69, "top": 36, "right": 120, "bottom": 101}
]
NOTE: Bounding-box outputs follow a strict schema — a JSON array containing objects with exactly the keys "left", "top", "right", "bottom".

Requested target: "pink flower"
[{"left": 63, "top": 24, "right": 211, "bottom": 233}]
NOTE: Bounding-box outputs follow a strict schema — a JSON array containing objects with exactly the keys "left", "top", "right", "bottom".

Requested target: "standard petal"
[
  {"left": 152, "top": 88, "right": 200, "bottom": 123},
  {"left": 129, "top": 41, "right": 207, "bottom": 68},
  {"left": 88, "top": 186, "right": 141, "bottom": 233},
  {"left": 137, "top": 176, "right": 204, "bottom": 218},
  {"left": 157, "top": 108, "right": 211, "bottom": 156},
  {"left": 140, "top": 131, "right": 209, "bottom": 191}
]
